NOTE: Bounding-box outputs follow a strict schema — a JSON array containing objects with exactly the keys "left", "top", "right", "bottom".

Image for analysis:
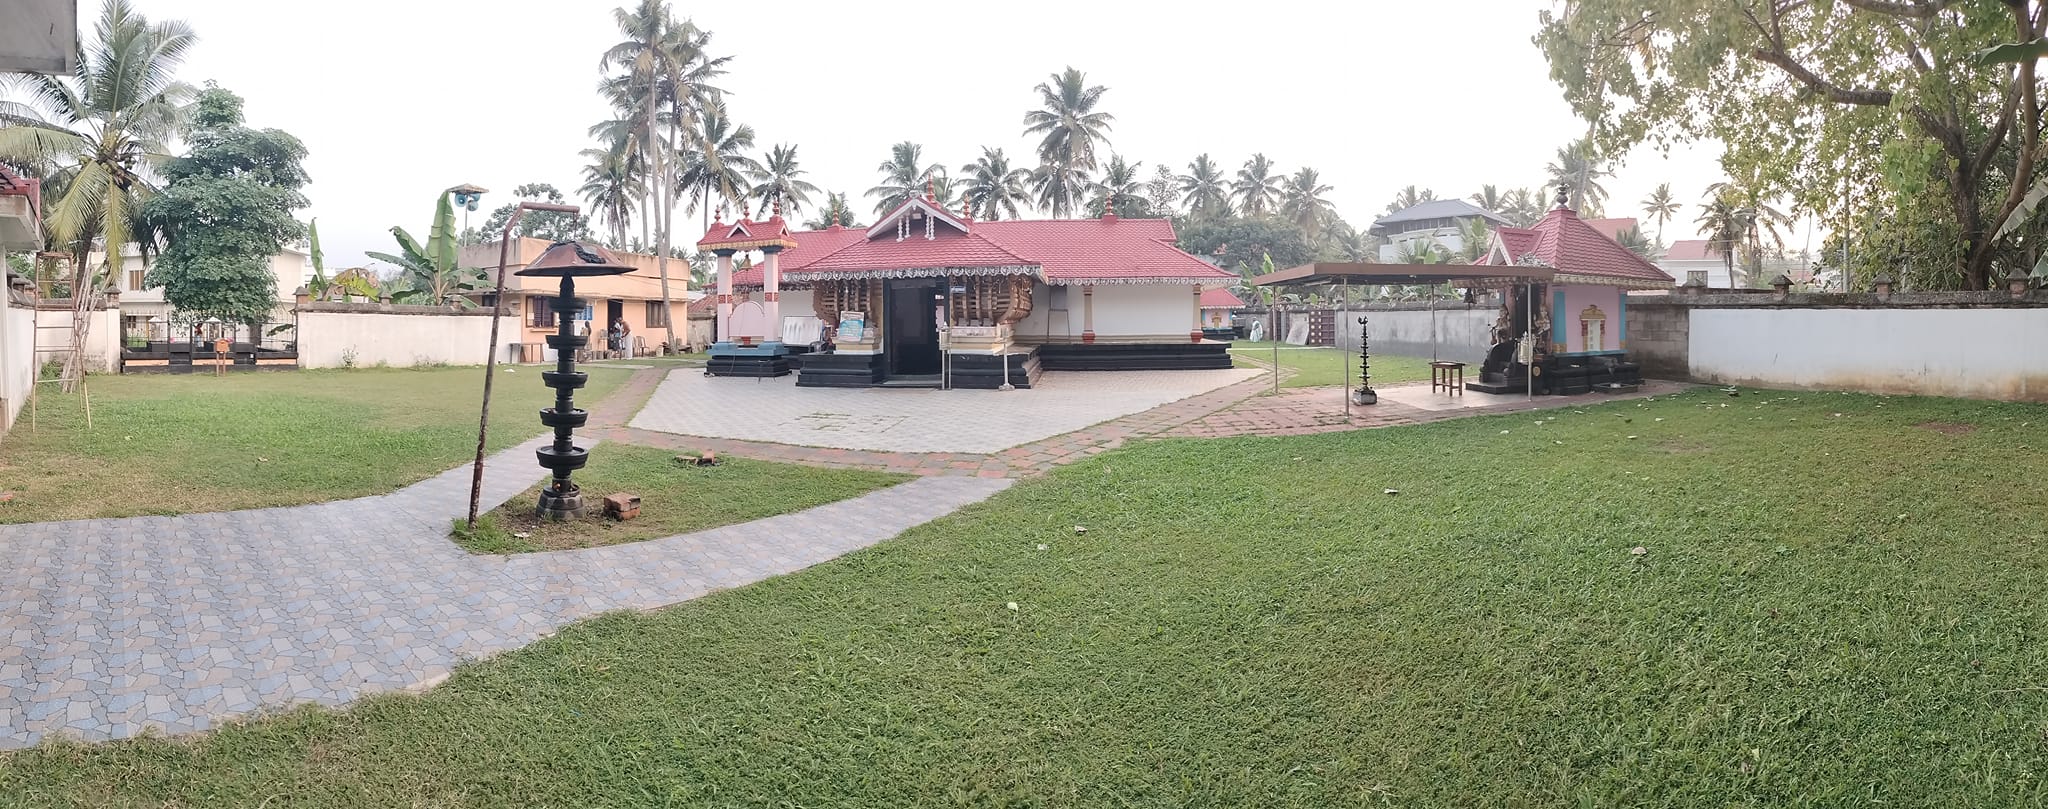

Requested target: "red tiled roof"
[
  {"left": 1582, "top": 217, "right": 1639, "bottom": 241},
  {"left": 1662, "top": 239, "right": 1721, "bottom": 261},
  {"left": 1200, "top": 287, "right": 1245, "bottom": 309},
  {"left": 802, "top": 228, "right": 1032, "bottom": 274},
  {"left": 727, "top": 212, "right": 1233, "bottom": 287},
  {"left": 1480, "top": 206, "right": 1673, "bottom": 286}
]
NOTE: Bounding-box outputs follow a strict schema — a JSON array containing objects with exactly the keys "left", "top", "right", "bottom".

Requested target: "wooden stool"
[{"left": 1430, "top": 361, "right": 1466, "bottom": 395}]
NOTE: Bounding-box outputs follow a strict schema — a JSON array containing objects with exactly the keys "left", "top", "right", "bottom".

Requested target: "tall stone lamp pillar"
[
  {"left": 1353, "top": 315, "right": 1377, "bottom": 406},
  {"left": 515, "top": 241, "right": 637, "bottom": 520}
]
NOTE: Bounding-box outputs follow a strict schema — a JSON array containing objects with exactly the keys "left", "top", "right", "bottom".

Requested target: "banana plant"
[{"left": 366, "top": 192, "right": 483, "bottom": 305}]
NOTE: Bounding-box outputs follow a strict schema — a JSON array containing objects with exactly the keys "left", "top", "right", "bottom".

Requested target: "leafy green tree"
[
  {"left": 959, "top": 147, "right": 1032, "bottom": 221},
  {"left": 1279, "top": 168, "right": 1336, "bottom": 237},
  {"left": 1176, "top": 214, "right": 1313, "bottom": 275},
  {"left": 1144, "top": 164, "right": 1180, "bottom": 217},
  {"left": 1393, "top": 237, "right": 1451, "bottom": 265},
  {"left": 1384, "top": 185, "right": 1437, "bottom": 215},
  {"left": 142, "top": 85, "right": 308, "bottom": 333},
  {"left": 480, "top": 183, "right": 591, "bottom": 241},
  {"left": 746, "top": 143, "right": 818, "bottom": 216},
  {"left": 1085, "top": 154, "right": 1149, "bottom": 217},
  {"left": 1232, "top": 154, "right": 1283, "bottom": 217},
  {"left": 1177, "top": 154, "right": 1231, "bottom": 220},
  {"left": 1537, "top": 0, "right": 2043, "bottom": 289},
  {"left": 866, "top": 141, "right": 944, "bottom": 215},
  {"left": 1545, "top": 139, "right": 1609, "bottom": 215},
  {"left": 1639, "top": 182, "right": 1678, "bottom": 249},
  {"left": 1322, "top": 220, "right": 1377, "bottom": 263}
]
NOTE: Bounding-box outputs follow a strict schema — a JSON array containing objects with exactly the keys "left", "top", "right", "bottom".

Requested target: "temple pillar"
[
  {"left": 714, "top": 249, "right": 735, "bottom": 342},
  {"left": 1081, "top": 284, "right": 1095, "bottom": 344},
  {"left": 762, "top": 246, "right": 783, "bottom": 333},
  {"left": 1190, "top": 284, "right": 1203, "bottom": 343}
]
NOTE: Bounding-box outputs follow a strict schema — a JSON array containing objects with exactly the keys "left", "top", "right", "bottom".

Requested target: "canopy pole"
[
  {"left": 1342, "top": 280, "right": 1350, "bottom": 419},
  {"left": 1430, "top": 289, "right": 1438, "bottom": 362}
]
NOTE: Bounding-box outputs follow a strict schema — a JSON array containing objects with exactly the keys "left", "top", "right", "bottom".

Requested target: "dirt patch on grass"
[{"left": 1916, "top": 421, "right": 1978, "bottom": 436}]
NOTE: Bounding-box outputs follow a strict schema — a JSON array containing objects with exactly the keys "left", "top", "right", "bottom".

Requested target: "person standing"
[{"left": 611, "top": 316, "right": 631, "bottom": 357}]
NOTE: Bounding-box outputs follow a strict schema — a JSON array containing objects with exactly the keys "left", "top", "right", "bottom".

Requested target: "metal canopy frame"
[{"left": 1249, "top": 263, "right": 1547, "bottom": 403}]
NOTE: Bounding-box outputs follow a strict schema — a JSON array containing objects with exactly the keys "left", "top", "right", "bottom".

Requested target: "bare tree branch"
[
  {"left": 1749, "top": 48, "right": 1898, "bottom": 105},
  {"left": 1839, "top": 0, "right": 1952, "bottom": 18}
]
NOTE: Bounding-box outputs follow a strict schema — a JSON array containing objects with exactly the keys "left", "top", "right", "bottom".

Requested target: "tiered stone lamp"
[{"left": 515, "top": 241, "right": 636, "bottom": 519}]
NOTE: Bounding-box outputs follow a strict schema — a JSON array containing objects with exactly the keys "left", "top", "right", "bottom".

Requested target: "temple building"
[
  {"left": 699, "top": 193, "right": 1239, "bottom": 388},
  {"left": 1466, "top": 190, "right": 1675, "bottom": 394}
]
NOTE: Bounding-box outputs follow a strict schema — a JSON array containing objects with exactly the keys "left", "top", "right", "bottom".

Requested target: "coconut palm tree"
[
  {"left": 1384, "top": 185, "right": 1437, "bottom": 215},
  {"left": 866, "top": 141, "right": 943, "bottom": 215},
  {"left": 1085, "top": 154, "right": 1147, "bottom": 217},
  {"left": 1030, "top": 161, "right": 1088, "bottom": 218},
  {"left": 746, "top": 143, "right": 818, "bottom": 216},
  {"left": 1231, "top": 154, "right": 1283, "bottom": 217},
  {"left": 578, "top": 135, "right": 644, "bottom": 248},
  {"left": 1279, "top": 168, "right": 1336, "bottom": 237},
  {"left": 1469, "top": 184, "right": 1507, "bottom": 215},
  {"left": 1500, "top": 187, "right": 1543, "bottom": 226},
  {"left": 1324, "top": 221, "right": 1377, "bottom": 263},
  {"left": 0, "top": 0, "right": 196, "bottom": 390},
  {"left": 1614, "top": 224, "right": 1655, "bottom": 258},
  {"left": 1394, "top": 237, "right": 1450, "bottom": 265},
  {"left": 1695, "top": 192, "right": 1747, "bottom": 287},
  {"left": 1640, "top": 182, "right": 1678, "bottom": 249},
  {"left": 1455, "top": 218, "right": 1493, "bottom": 263},
  {"left": 959, "top": 146, "right": 1032, "bottom": 221},
  {"left": 1177, "top": 154, "right": 1230, "bottom": 219},
  {"left": 1705, "top": 174, "right": 1793, "bottom": 279},
  {"left": 602, "top": 1, "right": 721, "bottom": 352},
  {"left": 1546, "top": 138, "right": 1611, "bottom": 214},
  {"left": 677, "top": 99, "right": 757, "bottom": 218},
  {"left": 1021, "top": 67, "right": 1114, "bottom": 172},
  {"left": 802, "top": 192, "right": 859, "bottom": 229}
]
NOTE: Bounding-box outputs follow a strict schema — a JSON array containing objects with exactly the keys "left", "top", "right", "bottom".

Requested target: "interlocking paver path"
[
  {"left": 0, "top": 436, "right": 1009, "bottom": 749},
  {"left": 630, "top": 367, "right": 1262, "bottom": 453}
]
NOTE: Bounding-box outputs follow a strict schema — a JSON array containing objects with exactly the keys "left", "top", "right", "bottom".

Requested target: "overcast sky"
[{"left": 70, "top": 0, "right": 1785, "bottom": 271}]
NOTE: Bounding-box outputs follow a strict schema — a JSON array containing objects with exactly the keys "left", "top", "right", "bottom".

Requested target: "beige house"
[
  {"left": 459, "top": 237, "right": 693, "bottom": 361},
  {"left": 106, "top": 244, "right": 312, "bottom": 343}
]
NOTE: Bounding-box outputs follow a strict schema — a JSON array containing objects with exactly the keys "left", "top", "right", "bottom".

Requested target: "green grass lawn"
[
  {"left": 1229, "top": 340, "right": 1434, "bottom": 388},
  {"left": 0, "top": 366, "right": 629, "bottom": 524},
  {"left": 455, "top": 445, "right": 910, "bottom": 553},
  {"left": 10, "top": 388, "right": 2048, "bottom": 806}
]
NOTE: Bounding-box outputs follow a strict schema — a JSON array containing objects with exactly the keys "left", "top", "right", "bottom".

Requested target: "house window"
[
  {"left": 645, "top": 300, "right": 669, "bottom": 328},
  {"left": 531, "top": 296, "right": 556, "bottom": 328},
  {"left": 127, "top": 269, "right": 146, "bottom": 291}
]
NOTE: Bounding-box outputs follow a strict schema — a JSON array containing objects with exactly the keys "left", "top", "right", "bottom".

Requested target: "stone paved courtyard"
[{"left": 628, "top": 367, "right": 1264, "bottom": 453}]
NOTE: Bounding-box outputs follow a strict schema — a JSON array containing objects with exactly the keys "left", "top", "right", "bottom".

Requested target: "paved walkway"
[{"left": 0, "top": 406, "right": 1009, "bottom": 748}]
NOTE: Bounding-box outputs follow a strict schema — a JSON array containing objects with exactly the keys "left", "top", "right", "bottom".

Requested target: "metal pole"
[
  {"left": 467, "top": 201, "right": 579, "bottom": 531},
  {"left": 1342, "top": 281, "right": 1350, "bottom": 418}
]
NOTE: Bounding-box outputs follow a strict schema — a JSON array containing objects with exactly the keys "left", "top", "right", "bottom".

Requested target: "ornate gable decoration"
[
  {"left": 697, "top": 212, "right": 797, "bottom": 252},
  {"left": 866, "top": 196, "right": 971, "bottom": 243}
]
